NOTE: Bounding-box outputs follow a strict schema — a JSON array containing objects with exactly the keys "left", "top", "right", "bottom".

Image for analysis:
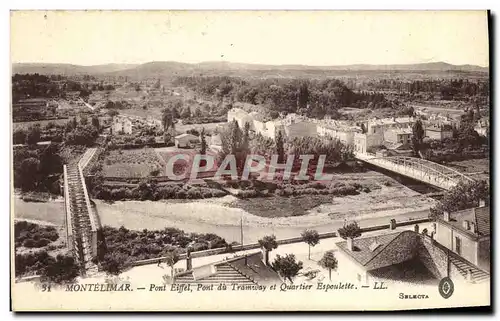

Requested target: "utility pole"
[{"left": 240, "top": 215, "right": 244, "bottom": 246}]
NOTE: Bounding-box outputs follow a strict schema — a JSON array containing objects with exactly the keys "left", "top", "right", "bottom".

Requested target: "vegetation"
[
  {"left": 13, "top": 144, "right": 63, "bottom": 193},
  {"left": 301, "top": 229, "right": 320, "bottom": 260},
  {"left": 411, "top": 119, "right": 425, "bottom": 156},
  {"left": 337, "top": 222, "right": 362, "bottom": 240},
  {"left": 96, "top": 226, "right": 228, "bottom": 274},
  {"left": 258, "top": 235, "right": 278, "bottom": 266},
  {"left": 272, "top": 254, "right": 303, "bottom": 284},
  {"left": 318, "top": 250, "right": 338, "bottom": 281},
  {"left": 15, "top": 251, "right": 79, "bottom": 283},
  {"left": 14, "top": 221, "right": 59, "bottom": 249},
  {"left": 429, "top": 180, "right": 489, "bottom": 219}
]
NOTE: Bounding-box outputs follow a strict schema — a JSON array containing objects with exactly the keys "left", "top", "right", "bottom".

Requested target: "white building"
[{"left": 112, "top": 116, "right": 133, "bottom": 135}]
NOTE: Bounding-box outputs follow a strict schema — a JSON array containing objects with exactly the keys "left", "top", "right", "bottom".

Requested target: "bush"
[{"left": 22, "top": 238, "right": 36, "bottom": 248}]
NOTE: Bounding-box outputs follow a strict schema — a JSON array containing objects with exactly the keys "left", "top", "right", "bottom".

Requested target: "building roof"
[
  {"left": 336, "top": 231, "right": 404, "bottom": 267},
  {"left": 174, "top": 251, "right": 282, "bottom": 286},
  {"left": 175, "top": 133, "right": 199, "bottom": 140},
  {"left": 387, "top": 127, "right": 413, "bottom": 135},
  {"left": 437, "top": 205, "right": 490, "bottom": 238}
]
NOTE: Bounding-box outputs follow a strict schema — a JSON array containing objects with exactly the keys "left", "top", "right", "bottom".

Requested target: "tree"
[
  {"left": 80, "top": 114, "right": 89, "bottom": 126},
  {"left": 318, "top": 250, "right": 338, "bottom": 281},
  {"left": 13, "top": 129, "right": 27, "bottom": 145},
  {"left": 41, "top": 254, "right": 79, "bottom": 284},
  {"left": 337, "top": 222, "right": 362, "bottom": 240},
  {"left": 200, "top": 127, "right": 207, "bottom": 155},
  {"left": 25, "top": 125, "right": 41, "bottom": 145},
  {"left": 276, "top": 130, "right": 285, "bottom": 163},
  {"left": 163, "top": 250, "right": 180, "bottom": 281},
  {"left": 91, "top": 116, "right": 100, "bottom": 130},
  {"left": 272, "top": 254, "right": 303, "bottom": 284},
  {"left": 411, "top": 119, "right": 425, "bottom": 156},
  {"left": 181, "top": 106, "right": 191, "bottom": 118},
  {"left": 430, "top": 180, "right": 489, "bottom": 219},
  {"left": 161, "top": 108, "right": 176, "bottom": 143},
  {"left": 17, "top": 157, "right": 40, "bottom": 191},
  {"left": 301, "top": 229, "right": 320, "bottom": 260},
  {"left": 258, "top": 235, "right": 278, "bottom": 266}
]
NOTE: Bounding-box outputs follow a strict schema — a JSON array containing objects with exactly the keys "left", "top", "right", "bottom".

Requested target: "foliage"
[
  {"left": 318, "top": 250, "right": 338, "bottom": 281},
  {"left": 96, "top": 226, "right": 228, "bottom": 274},
  {"left": 258, "top": 235, "right": 278, "bottom": 252},
  {"left": 411, "top": 119, "right": 424, "bottom": 156},
  {"left": 272, "top": 254, "right": 303, "bottom": 283},
  {"left": 429, "top": 180, "right": 489, "bottom": 219},
  {"left": 337, "top": 222, "right": 362, "bottom": 240},
  {"left": 14, "top": 221, "right": 59, "bottom": 249},
  {"left": 301, "top": 229, "right": 320, "bottom": 260}
]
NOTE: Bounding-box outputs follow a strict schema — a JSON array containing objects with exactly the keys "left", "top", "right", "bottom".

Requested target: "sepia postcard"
[{"left": 10, "top": 10, "right": 491, "bottom": 311}]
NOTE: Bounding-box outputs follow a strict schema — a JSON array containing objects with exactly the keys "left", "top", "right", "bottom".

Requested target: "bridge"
[
  {"left": 355, "top": 153, "right": 475, "bottom": 191},
  {"left": 63, "top": 148, "right": 99, "bottom": 276}
]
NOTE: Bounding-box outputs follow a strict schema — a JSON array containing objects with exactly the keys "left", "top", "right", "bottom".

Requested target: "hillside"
[
  {"left": 11, "top": 63, "right": 139, "bottom": 75},
  {"left": 12, "top": 61, "right": 488, "bottom": 79}
]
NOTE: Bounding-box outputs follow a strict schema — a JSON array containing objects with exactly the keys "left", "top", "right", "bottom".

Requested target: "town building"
[
  {"left": 383, "top": 127, "right": 413, "bottom": 145},
  {"left": 475, "top": 117, "right": 489, "bottom": 137},
  {"left": 175, "top": 133, "right": 200, "bottom": 148},
  {"left": 317, "top": 121, "right": 362, "bottom": 146},
  {"left": 208, "top": 134, "right": 223, "bottom": 152},
  {"left": 366, "top": 117, "right": 415, "bottom": 135},
  {"left": 174, "top": 251, "right": 282, "bottom": 286},
  {"left": 434, "top": 202, "right": 490, "bottom": 272},
  {"left": 112, "top": 116, "right": 133, "bottom": 135},
  {"left": 424, "top": 125, "right": 453, "bottom": 141},
  {"left": 336, "top": 227, "right": 490, "bottom": 285}
]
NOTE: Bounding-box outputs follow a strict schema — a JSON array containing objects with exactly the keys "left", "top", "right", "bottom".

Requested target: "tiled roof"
[
  {"left": 174, "top": 251, "right": 282, "bottom": 286},
  {"left": 336, "top": 231, "right": 403, "bottom": 266},
  {"left": 438, "top": 206, "right": 490, "bottom": 238},
  {"left": 474, "top": 206, "right": 490, "bottom": 236}
]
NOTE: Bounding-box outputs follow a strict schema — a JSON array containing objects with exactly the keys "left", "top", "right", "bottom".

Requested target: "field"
[
  {"left": 12, "top": 118, "right": 70, "bottom": 131},
  {"left": 155, "top": 147, "right": 218, "bottom": 176},
  {"left": 447, "top": 158, "right": 490, "bottom": 181},
  {"left": 102, "top": 148, "right": 165, "bottom": 178}
]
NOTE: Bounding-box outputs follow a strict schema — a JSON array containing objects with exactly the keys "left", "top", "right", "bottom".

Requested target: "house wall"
[
  {"left": 478, "top": 238, "right": 490, "bottom": 272},
  {"left": 284, "top": 121, "right": 317, "bottom": 139},
  {"left": 317, "top": 126, "right": 355, "bottom": 145},
  {"left": 335, "top": 249, "right": 370, "bottom": 285},
  {"left": 435, "top": 222, "right": 478, "bottom": 265},
  {"left": 383, "top": 130, "right": 398, "bottom": 143}
]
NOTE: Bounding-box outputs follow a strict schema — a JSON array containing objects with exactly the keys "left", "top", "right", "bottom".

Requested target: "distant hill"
[
  {"left": 11, "top": 63, "right": 139, "bottom": 75},
  {"left": 12, "top": 61, "right": 488, "bottom": 78}
]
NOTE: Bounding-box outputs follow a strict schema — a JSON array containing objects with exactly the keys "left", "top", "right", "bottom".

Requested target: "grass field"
[
  {"left": 12, "top": 118, "right": 70, "bottom": 131},
  {"left": 447, "top": 158, "right": 490, "bottom": 181},
  {"left": 102, "top": 148, "right": 165, "bottom": 178},
  {"left": 155, "top": 147, "right": 218, "bottom": 176}
]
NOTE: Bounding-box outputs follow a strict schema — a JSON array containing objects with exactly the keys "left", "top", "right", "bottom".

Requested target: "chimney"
[
  {"left": 347, "top": 237, "right": 354, "bottom": 251},
  {"left": 414, "top": 224, "right": 419, "bottom": 233},
  {"left": 462, "top": 220, "right": 470, "bottom": 230},
  {"left": 478, "top": 199, "right": 486, "bottom": 208},
  {"left": 443, "top": 211, "right": 450, "bottom": 222},
  {"left": 186, "top": 248, "right": 192, "bottom": 271},
  {"left": 389, "top": 219, "right": 397, "bottom": 230}
]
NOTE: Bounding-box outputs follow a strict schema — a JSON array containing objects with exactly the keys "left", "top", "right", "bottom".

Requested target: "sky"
[{"left": 10, "top": 10, "right": 490, "bottom": 67}]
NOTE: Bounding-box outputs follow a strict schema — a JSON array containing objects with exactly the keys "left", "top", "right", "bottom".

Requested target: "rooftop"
[
  {"left": 174, "top": 251, "right": 282, "bottom": 286},
  {"left": 336, "top": 231, "right": 404, "bottom": 267},
  {"left": 438, "top": 205, "right": 490, "bottom": 238}
]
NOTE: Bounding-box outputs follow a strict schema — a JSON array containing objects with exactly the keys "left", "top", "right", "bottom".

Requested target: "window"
[{"left": 455, "top": 236, "right": 461, "bottom": 255}]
